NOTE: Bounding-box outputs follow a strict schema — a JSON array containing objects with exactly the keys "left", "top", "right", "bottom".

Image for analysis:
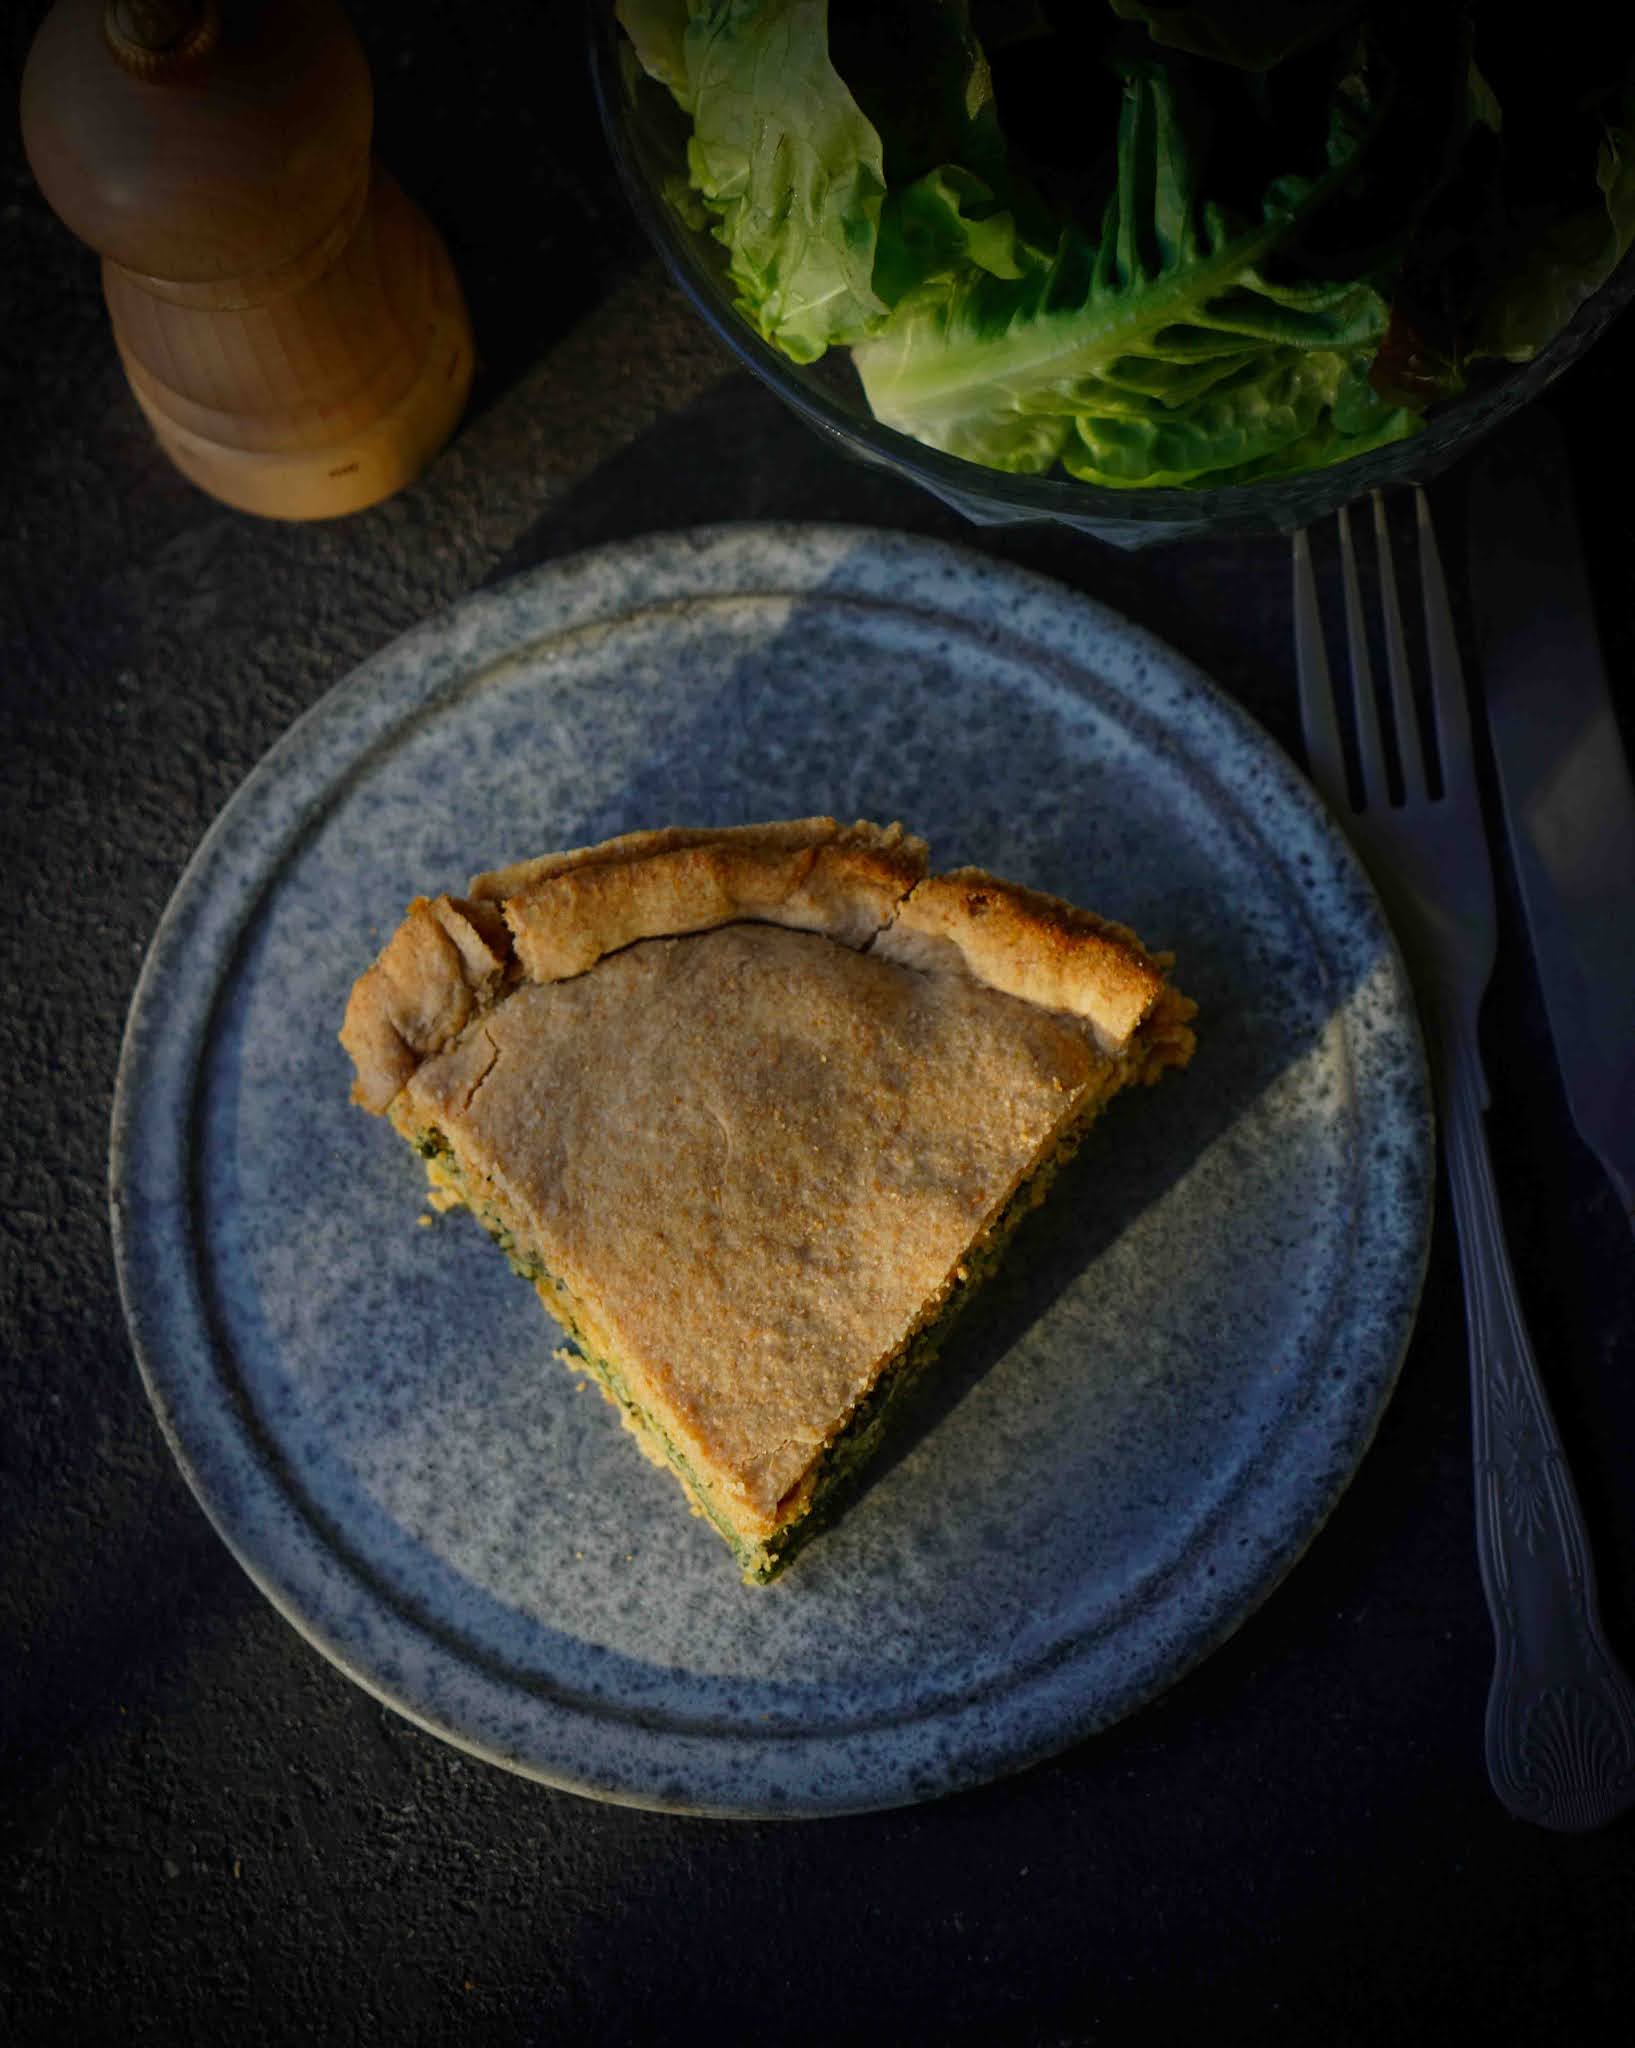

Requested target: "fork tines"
[{"left": 1292, "top": 489, "right": 1474, "bottom": 819}]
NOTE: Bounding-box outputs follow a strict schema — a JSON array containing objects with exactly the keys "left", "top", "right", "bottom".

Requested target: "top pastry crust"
[
  {"left": 398, "top": 920, "right": 1105, "bottom": 1527},
  {"left": 340, "top": 818, "right": 1196, "bottom": 1536},
  {"left": 341, "top": 818, "right": 1180, "bottom": 1114}
]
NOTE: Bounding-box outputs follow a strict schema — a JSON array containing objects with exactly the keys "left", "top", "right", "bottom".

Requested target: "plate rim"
[{"left": 109, "top": 521, "right": 1434, "bottom": 1816}]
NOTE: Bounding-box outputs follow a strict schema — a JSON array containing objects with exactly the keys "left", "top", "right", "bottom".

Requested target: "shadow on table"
[
  {"left": 478, "top": 372, "right": 1309, "bottom": 768},
  {"left": 0, "top": 1464, "right": 262, "bottom": 1870}
]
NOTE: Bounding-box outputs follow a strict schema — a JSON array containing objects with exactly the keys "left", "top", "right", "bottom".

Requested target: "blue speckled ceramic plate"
[{"left": 111, "top": 525, "right": 1432, "bottom": 1817}]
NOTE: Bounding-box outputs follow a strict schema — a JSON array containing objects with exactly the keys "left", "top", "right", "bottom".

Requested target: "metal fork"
[{"left": 1293, "top": 490, "right": 1635, "bottom": 1832}]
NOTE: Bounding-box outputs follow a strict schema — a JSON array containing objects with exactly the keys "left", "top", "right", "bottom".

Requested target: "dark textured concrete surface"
[{"left": 4, "top": 4, "right": 1635, "bottom": 2043}]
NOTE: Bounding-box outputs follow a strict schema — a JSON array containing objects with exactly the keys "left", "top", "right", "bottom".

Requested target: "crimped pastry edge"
[{"left": 339, "top": 818, "right": 1193, "bottom": 1113}]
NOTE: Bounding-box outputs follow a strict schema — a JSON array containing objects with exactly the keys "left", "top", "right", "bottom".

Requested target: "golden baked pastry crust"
[
  {"left": 341, "top": 893, "right": 511, "bottom": 1115},
  {"left": 467, "top": 815, "right": 927, "bottom": 903},
  {"left": 873, "top": 869, "right": 1167, "bottom": 1054},
  {"left": 400, "top": 923, "right": 1099, "bottom": 1530},
  {"left": 340, "top": 818, "right": 1197, "bottom": 1575},
  {"left": 494, "top": 822, "right": 929, "bottom": 986}
]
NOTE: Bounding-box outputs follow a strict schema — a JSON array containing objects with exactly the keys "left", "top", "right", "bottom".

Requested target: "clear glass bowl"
[{"left": 588, "top": 2, "right": 1635, "bottom": 549}]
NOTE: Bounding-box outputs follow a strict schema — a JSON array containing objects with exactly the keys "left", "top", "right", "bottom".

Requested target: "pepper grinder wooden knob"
[{"left": 21, "top": 0, "right": 476, "bottom": 520}]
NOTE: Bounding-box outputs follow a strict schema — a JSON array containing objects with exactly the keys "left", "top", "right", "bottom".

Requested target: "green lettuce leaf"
[
  {"left": 1371, "top": 42, "right": 1635, "bottom": 410},
  {"left": 616, "top": 0, "right": 691, "bottom": 95},
  {"left": 615, "top": 4, "right": 713, "bottom": 230},
  {"left": 872, "top": 165, "right": 1036, "bottom": 306},
  {"left": 853, "top": 59, "right": 1414, "bottom": 482},
  {"left": 1106, "top": 0, "right": 1365, "bottom": 72},
  {"left": 828, "top": 0, "right": 1006, "bottom": 190},
  {"left": 1470, "top": 112, "right": 1635, "bottom": 362},
  {"left": 1063, "top": 345, "right": 1414, "bottom": 486},
  {"left": 621, "top": 0, "right": 889, "bottom": 364}
]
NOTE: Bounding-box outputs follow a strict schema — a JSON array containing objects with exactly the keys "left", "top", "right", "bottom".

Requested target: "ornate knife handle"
[{"left": 1445, "top": 1036, "right": 1635, "bottom": 1830}]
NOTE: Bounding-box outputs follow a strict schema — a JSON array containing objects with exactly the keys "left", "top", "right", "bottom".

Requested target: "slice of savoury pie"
[{"left": 340, "top": 819, "right": 1196, "bottom": 1581}]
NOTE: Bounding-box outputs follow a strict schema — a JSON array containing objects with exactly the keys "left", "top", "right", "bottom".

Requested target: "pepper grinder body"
[{"left": 21, "top": 0, "right": 475, "bottom": 520}]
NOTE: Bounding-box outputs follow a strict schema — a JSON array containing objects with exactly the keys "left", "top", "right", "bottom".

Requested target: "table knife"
[{"left": 1465, "top": 406, "right": 1635, "bottom": 1227}]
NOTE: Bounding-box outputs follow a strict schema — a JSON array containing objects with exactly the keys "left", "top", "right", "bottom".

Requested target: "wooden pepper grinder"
[{"left": 21, "top": 0, "right": 475, "bottom": 519}]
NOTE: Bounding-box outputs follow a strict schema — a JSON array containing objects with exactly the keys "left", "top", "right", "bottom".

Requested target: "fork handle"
[{"left": 1443, "top": 1027, "right": 1635, "bottom": 1830}]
